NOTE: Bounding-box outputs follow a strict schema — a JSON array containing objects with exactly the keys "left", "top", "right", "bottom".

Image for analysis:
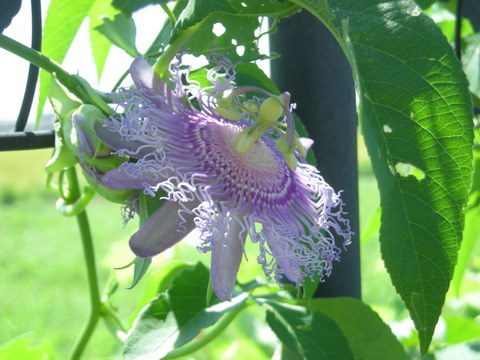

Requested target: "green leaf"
[
  {"left": 37, "top": 0, "right": 96, "bottom": 127},
  {"left": 451, "top": 206, "right": 480, "bottom": 296},
  {"left": 125, "top": 262, "right": 248, "bottom": 360},
  {"left": 444, "top": 315, "right": 480, "bottom": 344},
  {"left": 49, "top": 79, "right": 81, "bottom": 119},
  {"left": 265, "top": 301, "right": 353, "bottom": 360},
  {"left": 112, "top": 0, "right": 168, "bottom": 14},
  {"left": 129, "top": 262, "right": 195, "bottom": 325},
  {"left": 307, "top": 297, "right": 409, "bottom": 360},
  {"left": 127, "top": 257, "right": 152, "bottom": 289},
  {"left": 235, "top": 63, "right": 281, "bottom": 95},
  {"left": 173, "top": 0, "right": 300, "bottom": 62},
  {"left": 0, "top": 334, "right": 51, "bottom": 359},
  {"left": 294, "top": 0, "right": 473, "bottom": 352},
  {"left": 89, "top": 1, "right": 119, "bottom": 80},
  {"left": 360, "top": 206, "right": 381, "bottom": 243},
  {"left": 95, "top": 13, "right": 140, "bottom": 58}
]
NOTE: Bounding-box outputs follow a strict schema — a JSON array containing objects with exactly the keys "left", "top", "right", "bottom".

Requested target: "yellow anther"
[
  {"left": 259, "top": 97, "right": 283, "bottom": 124},
  {"left": 215, "top": 106, "right": 242, "bottom": 121},
  {"left": 276, "top": 137, "right": 295, "bottom": 154},
  {"left": 243, "top": 100, "right": 259, "bottom": 114},
  {"left": 217, "top": 97, "right": 232, "bottom": 108},
  {"left": 236, "top": 127, "right": 257, "bottom": 153},
  {"left": 284, "top": 153, "right": 297, "bottom": 171}
]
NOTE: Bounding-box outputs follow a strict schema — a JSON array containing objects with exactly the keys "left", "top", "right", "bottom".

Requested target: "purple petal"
[
  {"left": 94, "top": 121, "right": 150, "bottom": 159},
  {"left": 102, "top": 167, "right": 147, "bottom": 189},
  {"left": 129, "top": 201, "right": 195, "bottom": 258},
  {"left": 211, "top": 217, "right": 246, "bottom": 301},
  {"left": 130, "top": 57, "right": 166, "bottom": 93}
]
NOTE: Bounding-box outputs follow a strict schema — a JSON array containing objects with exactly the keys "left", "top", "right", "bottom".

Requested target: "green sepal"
[
  {"left": 44, "top": 120, "right": 78, "bottom": 174},
  {"left": 49, "top": 79, "right": 82, "bottom": 120},
  {"left": 127, "top": 257, "right": 153, "bottom": 289},
  {"left": 82, "top": 173, "right": 135, "bottom": 204}
]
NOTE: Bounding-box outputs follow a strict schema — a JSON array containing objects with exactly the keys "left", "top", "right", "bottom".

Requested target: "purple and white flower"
[{"left": 95, "top": 55, "right": 352, "bottom": 300}]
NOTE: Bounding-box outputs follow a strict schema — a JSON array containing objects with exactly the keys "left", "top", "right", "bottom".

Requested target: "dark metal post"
[{"left": 270, "top": 11, "right": 361, "bottom": 299}]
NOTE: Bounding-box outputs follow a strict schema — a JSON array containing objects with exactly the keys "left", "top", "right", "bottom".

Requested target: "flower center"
[{"left": 218, "top": 123, "right": 280, "bottom": 173}]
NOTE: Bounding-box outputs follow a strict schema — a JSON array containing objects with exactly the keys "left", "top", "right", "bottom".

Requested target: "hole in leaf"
[
  {"left": 383, "top": 125, "right": 392, "bottom": 133},
  {"left": 394, "top": 162, "right": 426, "bottom": 181},
  {"left": 240, "top": 2, "right": 248, "bottom": 7},
  {"left": 236, "top": 45, "right": 245, "bottom": 56},
  {"left": 212, "top": 23, "right": 226, "bottom": 37},
  {"left": 231, "top": 38, "right": 237, "bottom": 45}
]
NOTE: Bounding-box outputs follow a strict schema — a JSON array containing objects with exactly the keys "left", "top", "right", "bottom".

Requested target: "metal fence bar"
[
  {"left": 14, "top": 0, "right": 42, "bottom": 132},
  {"left": 0, "top": 130, "right": 55, "bottom": 151},
  {"left": 270, "top": 11, "right": 361, "bottom": 299}
]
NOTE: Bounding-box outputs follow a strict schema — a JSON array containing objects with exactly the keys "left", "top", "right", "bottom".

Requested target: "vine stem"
[
  {"left": 153, "top": 22, "right": 201, "bottom": 77},
  {"left": 65, "top": 167, "right": 102, "bottom": 360}
]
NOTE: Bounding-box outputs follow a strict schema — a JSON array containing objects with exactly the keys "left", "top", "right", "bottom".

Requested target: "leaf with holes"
[
  {"left": 292, "top": 0, "right": 473, "bottom": 353},
  {"left": 172, "top": 0, "right": 300, "bottom": 62}
]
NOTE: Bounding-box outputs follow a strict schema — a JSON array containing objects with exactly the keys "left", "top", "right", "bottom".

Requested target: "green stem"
[
  {"left": 163, "top": 304, "right": 248, "bottom": 359},
  {"left": 153, "top": 22, "right": 201, "bottom": 78},
  {"left": 0, "top": 33, "right": 112, "bottom": 115},
  {"left": 160, "top": 2, "right": 176, "bottom": 26},
  {"left": 65, "top": 167, "right": 102, "bottom": 360}
]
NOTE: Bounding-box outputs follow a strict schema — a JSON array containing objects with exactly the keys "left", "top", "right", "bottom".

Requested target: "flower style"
[{"left": 95, "top": 55, "right": 352, "bottom": 300}]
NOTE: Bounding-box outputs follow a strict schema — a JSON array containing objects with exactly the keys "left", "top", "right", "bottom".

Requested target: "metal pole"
[{"left": 270, "top": 10, "right": 361, "bottom": 299}]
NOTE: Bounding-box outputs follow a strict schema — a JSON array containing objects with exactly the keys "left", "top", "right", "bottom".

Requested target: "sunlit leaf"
[
  {"left": 37, "top": 0, "right": 95, "bottom": 128},
  {"left": 0, "top": 334, "right": 51, "bottom": 359},
  {"left": 112, "top": 0, "right": 168, "bottom": 14},
  {"left": 95, "top": 13, "right": 140, "bottom": 58},
  {"left": 451, "top": 205, "right": 480, "bottom": 296},
  {"left": 293, "top": 0, "right": 473, "bottom": 353},
  {"left": 88, "top": 1, "right": 119, "bottom": 80},
  {"left": 444, "top": 315, "right": 480, "bottom": 344}
]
